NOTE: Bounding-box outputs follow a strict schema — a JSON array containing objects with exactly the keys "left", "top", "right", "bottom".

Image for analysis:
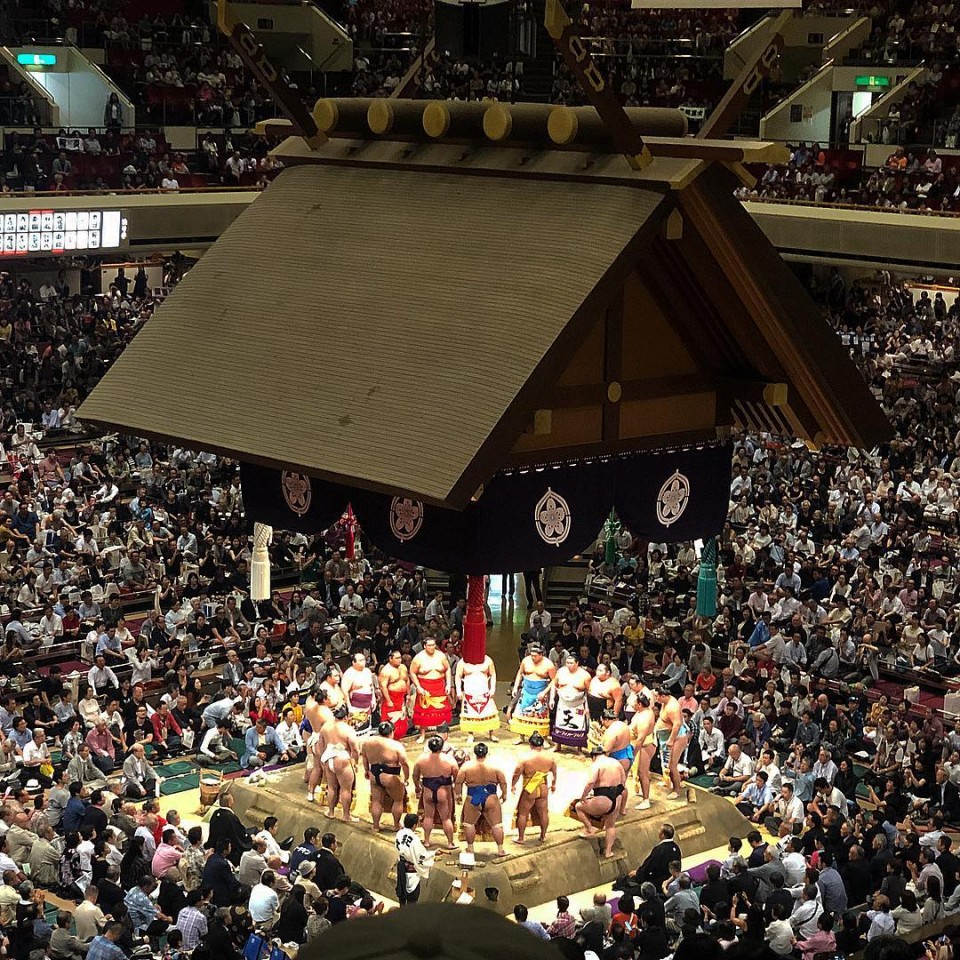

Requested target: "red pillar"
[{"left": 462, "top": 574, "right": 486, "bottom": 664}]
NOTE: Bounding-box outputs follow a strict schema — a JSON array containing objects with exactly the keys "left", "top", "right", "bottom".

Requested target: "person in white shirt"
[
  {"left": 135, "top": 820, "right": 157, "bottom": 858},
  {"left": 198, "top": 722, "right": 239, "bottom": 766},
  {"left": 38, "top": 607, "right": 63, "bottom": 648},
  {"left": 75, "top": 530, "right": 99, "bottom": 557},
  {"left": 896, "top": 473, "right": 921, "bottom": 500},
  {"left": 747, "top": 587, "right": 769, "bottom": 616},
  {"left": 758, "top": 749, "right": 782, "bottom": 792},
  {"left": 94, "top": 482, "right": 119, "bottom": 504},
  {"left": 698, "top": 717, "right": 725, "bottom": 772},
  {"left": 88, "top": 657, "right": 119, "bottom": 696},
  {"left": 790, "top": 884, "right": 824, "bottom": 939},
  {"left": 126, "top": 644, "right": 158, "bottom": 685},
  {"left": 766, "top": 906, "right": 796, "bottom": 955},
  {"left": 528, "top": 602, "right": 551, "bottom": 631},
  {"left": 224, "top": 151, "right": 246, "bottom": 182},
  {"left": 34, "top": 564, "right": 57, "bottom": 599},
  {"left": 276, "top": 709, "right": 305, "bottom": 758},
  {"left": 781, "top": 837, "right": 808, "bottom": 885},
  {"left": 339, "top": 585, "right": 363, "bottom": 621},
  {"left": 812, "top": 746, "right": 838, "bottom": 785},
  {"left": 810, "top": 778, "right": 847, "bottom": 816},
  {"left": 425, "top": 592, "right": 447, "bottom": 624},
  {"left": 764, "top": 783, "right": 804, "bottom": 833},
  {"left": 254, "top": 817, "right": 288, "bottom": 864},
  {"left": 717, "top": 744, "right": 755, "bottom": 794},
  {"left": 395, "top": 812, "right": 434, "bottom": 905},
  {"left": 77, "top": 831, "right": 95, "bottom": 886},
  {"left": 239, "top": 841, "right": 269, "bottom": 886},
  {"left": 865, "top": 893, "right": 896, "bottom": 940},
  {"left": 22, "top": 730, "right": 53, "bottom": 786},
  {"left": 248, "top": 871, "right": 280, "bottom": 926}
]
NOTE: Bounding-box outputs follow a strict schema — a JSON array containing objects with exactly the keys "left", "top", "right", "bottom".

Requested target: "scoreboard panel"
[{"left": 0, "top": 209, "right": 128, "bottom": 256}]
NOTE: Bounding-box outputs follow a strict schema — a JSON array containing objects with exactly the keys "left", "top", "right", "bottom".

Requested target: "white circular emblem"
[
  {"left": 281, "top": 471, "right": 312, "bottom": 517},
  {"left": 534, "top": 487, "right": 572, "bottom": 546},
  {"left": 656, "top": 470, "right": 690, "bottom": 527},
  {"left": 390, "top": 497, "right": 424, "bottom": 542}
]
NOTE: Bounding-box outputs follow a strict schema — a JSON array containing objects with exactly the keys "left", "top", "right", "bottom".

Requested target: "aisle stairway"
[{"left": 543, "top": 558, "right": 590, "bottom": 614}]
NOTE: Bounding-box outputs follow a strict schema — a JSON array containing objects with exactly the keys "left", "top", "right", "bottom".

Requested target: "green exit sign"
[
  {"left": 855, "top": 75, "right": 890, "bottom": 88},
  {"left": 17, "top": 53, "right": 57, "bottom": 66}
]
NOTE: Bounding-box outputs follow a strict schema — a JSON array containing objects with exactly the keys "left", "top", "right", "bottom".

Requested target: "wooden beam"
[
  {"left": 547, "top": 375, "right": 785, "bottom": 410},
  {"left": 680, "top": 167, "right": 890, "bottom": 447},
  {"left": 390, "top": 36, "right": 437, "bottom": 100},
  {"left": 645, "top": 137, "right": 789, "bottom": 164},
  {"left": 698, "top": 11, "right": 792, "bottom": 141},
  {"left": 544, "top": 0, "right": 652, "bottom": 170},
  {"left": 602, "top": 289, "right": 623, "bottom": 441},
  {"left": 216, "top": 0, "right": 325, "bottom": 149}
]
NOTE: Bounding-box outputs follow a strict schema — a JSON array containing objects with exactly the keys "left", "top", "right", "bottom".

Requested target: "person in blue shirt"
[
  {"left": 10, "top": 504, "right": 39, "bottom": 540},
  {"left": 0, "top": 696, "right": 18, "bottom": 735},
  {"left": 95, "top": 626, "right": 126, "bottom": 666},
  {"left": 513, "top": 903, "right": 549, "bottom": 940},
  {"left": 62, "top": 781, "right": 87, "bottom": 833},
  {"left": 241, "top": 718, "right": 287, "bottom": 769},
  {"left": 288, "top": 827, "right": 323, "bottom": 875},
  {"left": 125, "top": 876, "right": 172, "bottom": 937},
  {"left": 789, "top": 755, "right": 817, "bottom": 804},
  {"left": 749, "top": 610, "right": 771, "bottom": 648},
  {"left": 735, "top": 771, "right": 775, "bottom": 820},
  {"left": 9, "top": 718, "right": 32, "bottom": 752},
  {"left": 86, "top": 923, "right": 128, "bottom": 960}
]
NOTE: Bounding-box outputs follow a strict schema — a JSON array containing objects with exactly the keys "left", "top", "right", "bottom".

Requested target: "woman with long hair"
[
  {"left": 922, "top": 876, "right": 945, "bottom": 925},
  {"left": 119, "top": 835, "right": 151, "bottom": 889},
  {"left": 60, "top": 832, "right": 84, "bottom": 897},
  {"left": 276, "top": 884, "right": 308, "bottom": 944}
]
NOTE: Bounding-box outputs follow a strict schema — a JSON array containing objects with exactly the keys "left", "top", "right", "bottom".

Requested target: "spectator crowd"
[{"left": 0, "top": 241, "right": 955, "bottom": 960}]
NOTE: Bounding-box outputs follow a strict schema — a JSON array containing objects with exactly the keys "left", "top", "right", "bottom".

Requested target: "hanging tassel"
[{"left": 250, "top": 521, "right": 273, "bottom": 601}]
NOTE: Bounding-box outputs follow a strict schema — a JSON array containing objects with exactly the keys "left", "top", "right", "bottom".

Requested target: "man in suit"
[
  {"left": 618, "top": 642, "right": 644, "bottom": 678},
  {"left": 841, "top": 844, "right": 873, "bottom": 906},
  {"left": 207, "top": 792, "right": 251, "bottom": 865},
  {"left": 80, "top": 790, "right": 109, "bottom": 836},
  {"left": 936, "top": 834, "right": 960, "bottom": 898},
  {"left": 315, "top": 833, "right": 345, "bottom": 890},
  {"left": 121, "top": 744, "right": 158, "bottom": 798},
  {"left": 202, "top": 838, "right": 240, "bottom": 906},
  {"left": 221, "top": 650, "right": 244, "bottom": 687},
  {"left": 746, "top": 830, "right": 768, "bottom": 867},
  {"left": 928, "top": 768, "right": 960, "bottom": 822},
  {"left": 620, "top": 823, "right": 682, "bottom": 891},
  {"left": 747, "top": 846, "right": 785, "bottom": 904},
  {"left": 97, "top": 865, "right": 125, "bottom": 915}
]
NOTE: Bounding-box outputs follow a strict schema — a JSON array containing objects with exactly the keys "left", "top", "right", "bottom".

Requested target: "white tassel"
[{"left": 250, "top": 521, "right": 273, "bottom": 601}]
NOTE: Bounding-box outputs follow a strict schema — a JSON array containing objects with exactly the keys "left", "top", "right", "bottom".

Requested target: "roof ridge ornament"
[
  {"left": 216, "top": 0, "right": 326, "bottom": 150},
  {"left": 543, "top": 0, "right": 653, "bottom": 171}
]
